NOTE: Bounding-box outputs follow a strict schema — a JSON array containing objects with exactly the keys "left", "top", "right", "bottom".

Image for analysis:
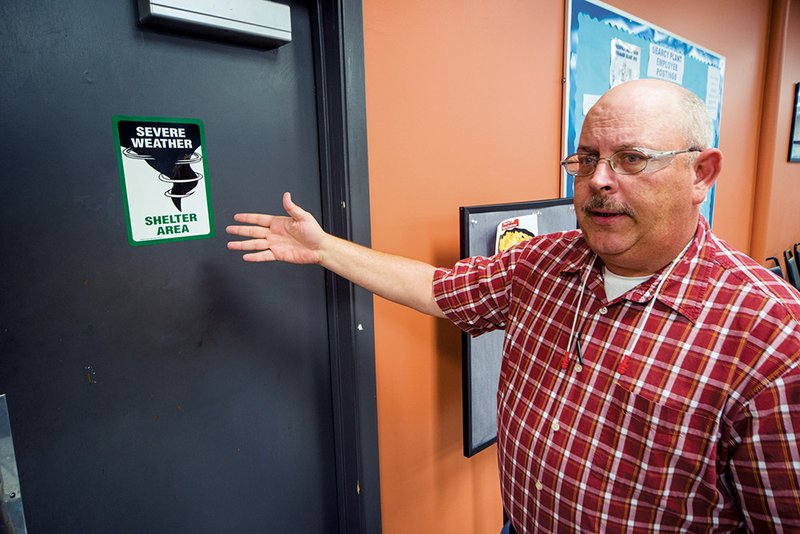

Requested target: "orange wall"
[
  {"left": 363, "top": 3, "right": 563, "bottom": 532},
  {"left": 361, "top": 1, "right": 790, "bottom": 532},
  {"left": 751, "top": 0, "right": 800, "bottom": 262}
]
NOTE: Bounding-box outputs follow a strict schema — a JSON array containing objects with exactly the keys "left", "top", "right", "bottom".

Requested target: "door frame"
[{"left": 312, "top": 1, "right": 381, "bottom": 532}]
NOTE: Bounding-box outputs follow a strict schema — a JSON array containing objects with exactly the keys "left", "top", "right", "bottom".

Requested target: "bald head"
[{"left": 586, "top": 79, "right": 713, "bottom": 150}]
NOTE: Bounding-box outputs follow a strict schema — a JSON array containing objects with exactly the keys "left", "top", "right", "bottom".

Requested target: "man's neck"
[{"left": 603, "top": 237, "right": 694, "bottom": 278}]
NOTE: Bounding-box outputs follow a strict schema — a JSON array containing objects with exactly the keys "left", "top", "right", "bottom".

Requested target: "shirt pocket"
[{"left": 588, "top": 382, "right": 718, "bottom": 519}]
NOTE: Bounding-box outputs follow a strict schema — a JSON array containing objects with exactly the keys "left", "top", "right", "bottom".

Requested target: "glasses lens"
[
  {"left": 610, "top": 150, "right": 649, "bottom": 174},
  {"left": 562, "top": 154, "right": 596, "bottom": 176}
]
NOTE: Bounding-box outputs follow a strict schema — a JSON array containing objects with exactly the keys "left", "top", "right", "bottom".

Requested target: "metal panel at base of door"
[{"left": 0, "top": 1, "right": 343, "bottom": 532}]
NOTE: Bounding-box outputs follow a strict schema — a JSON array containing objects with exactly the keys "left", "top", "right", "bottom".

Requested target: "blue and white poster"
[{"left": 563, "top": 0, "right": 725, "bottom": 224}]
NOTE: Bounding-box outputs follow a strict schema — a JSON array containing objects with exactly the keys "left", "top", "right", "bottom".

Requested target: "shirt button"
[
  {"left": 574, "top": 364, "right": 583, "bottom": 373},
  {"left": 599, "top": 307, "right": 608, "bottom": 315},
  {"left": 535, "top": 481, "right": 543, "bottom": 490},
  {"left": 551, "top": 421, "right": 560, "bottom": 432}
]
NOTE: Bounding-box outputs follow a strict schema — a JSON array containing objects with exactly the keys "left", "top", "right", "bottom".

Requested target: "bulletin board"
[
  {"left": 563, "top": 0, "right": 725, "bottom": 224},
  {"left": 460, "top": 198, "right": 576, "bottom": 457}
]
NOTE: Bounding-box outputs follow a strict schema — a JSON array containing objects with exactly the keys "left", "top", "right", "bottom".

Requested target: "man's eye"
[
  {"left": 579, "top": 155, "right": 598, "bottom": 165},
  {"left": 618, "top": 152, "right": 646, "bottom": 164}
]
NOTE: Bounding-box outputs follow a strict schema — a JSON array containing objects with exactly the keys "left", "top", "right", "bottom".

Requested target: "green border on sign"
[{"left": 113, "top": 115, "right": 215, "bottom": 246}]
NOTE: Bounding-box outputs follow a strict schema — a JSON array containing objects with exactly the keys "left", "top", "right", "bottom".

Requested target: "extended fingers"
[
  {"left": 226, "top": 209, "right": 293, "bottom": 263},
  {"left": 225, "top": 223, "right": 270, "bottom": 239},
  {"left": 242, "top": 250, "right": 276, "bottom": 262},
  {"left": 227, "top": 237, "right": 277, "bottom": 263},
  {"left": 232, "top": 213, "right": 275, "bottom": 226},
  {"left": 226, "top": 237, "right": 269, "bottom": 251}
]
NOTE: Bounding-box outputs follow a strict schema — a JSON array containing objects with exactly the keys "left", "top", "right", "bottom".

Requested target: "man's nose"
[{"left": 586, "top": 158, "right": 617, "bottom": 191}]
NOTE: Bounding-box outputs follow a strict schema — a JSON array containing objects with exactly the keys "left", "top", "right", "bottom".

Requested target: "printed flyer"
[{"left": 495, "top": 213, "right": 539, "bottom": 253}]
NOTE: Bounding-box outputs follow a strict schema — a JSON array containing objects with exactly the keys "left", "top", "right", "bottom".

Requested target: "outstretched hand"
[
  {"left": 226, "top": 192, "right": 327, "bottom": 264},
  {"left": 228, "top": 192, "right": 445, "bottom": 317}
]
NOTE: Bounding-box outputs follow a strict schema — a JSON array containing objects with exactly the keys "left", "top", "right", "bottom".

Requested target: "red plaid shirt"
[{"left": 434, "top": 218, "right": 800, "bottom": 533}]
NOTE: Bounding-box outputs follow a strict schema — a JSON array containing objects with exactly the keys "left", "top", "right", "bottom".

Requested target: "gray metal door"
[{"left": 0, "top": 1, "right": 344, "bottom": 532}]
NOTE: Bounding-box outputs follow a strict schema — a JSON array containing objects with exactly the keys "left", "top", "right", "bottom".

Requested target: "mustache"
[{"left": 580, "top": 196, "right": 635, "bottom": 217}]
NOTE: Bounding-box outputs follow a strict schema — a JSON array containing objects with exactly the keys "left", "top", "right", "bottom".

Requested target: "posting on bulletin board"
[{"left": 563, "top": 0, "right": 725, "bottom": 225}]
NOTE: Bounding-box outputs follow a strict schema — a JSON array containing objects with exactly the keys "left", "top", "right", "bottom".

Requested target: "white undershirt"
[
  {"left": 602, "top": 268, "right": 652, "bottom": 301},
  {"left": 602, "top": 240, "right": 694, "bottom": 302}
]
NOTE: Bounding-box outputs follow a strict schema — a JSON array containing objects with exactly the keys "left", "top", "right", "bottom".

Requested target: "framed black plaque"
[
  {"left": 789, "top": 83, "right": 800, "bottom": 162},
  {"left": 460, "top": 198, "right": 577, "bottom": 457}
]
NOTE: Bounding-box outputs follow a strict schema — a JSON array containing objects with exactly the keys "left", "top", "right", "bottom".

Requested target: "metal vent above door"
[{"left": 138, "top": 0, "right": 292, "bottom": 48}]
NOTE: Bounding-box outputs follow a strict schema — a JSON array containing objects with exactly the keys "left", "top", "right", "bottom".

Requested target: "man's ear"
[{"left": 691, "top": 148, "right": 722, "bottom": 206}]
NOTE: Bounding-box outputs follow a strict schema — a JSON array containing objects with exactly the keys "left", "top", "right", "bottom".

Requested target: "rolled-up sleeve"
[{"left": 433, "top": 250, "right": 518, "bottom": 337}]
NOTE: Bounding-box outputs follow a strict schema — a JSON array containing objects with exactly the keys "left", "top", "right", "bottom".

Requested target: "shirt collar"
[
  {"left": 654, "top": 217, "right": 712, "bottom": 323},
  {"left": 561, "top": 218, "right": 712, "bottom": 323}
]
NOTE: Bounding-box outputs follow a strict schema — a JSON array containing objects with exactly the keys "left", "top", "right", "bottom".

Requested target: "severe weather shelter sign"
[{"left": 114, "top": 116, "right": 213, "bottom": 246}]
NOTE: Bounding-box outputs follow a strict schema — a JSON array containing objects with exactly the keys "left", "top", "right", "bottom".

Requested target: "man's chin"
[{"left": 583, "top": 234, "right": 632, "bottom": 260}]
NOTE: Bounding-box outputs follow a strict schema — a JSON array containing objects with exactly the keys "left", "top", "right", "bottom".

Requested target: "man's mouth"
[{"left": 582, "top": 196, "right": 634, "bottom": 220}]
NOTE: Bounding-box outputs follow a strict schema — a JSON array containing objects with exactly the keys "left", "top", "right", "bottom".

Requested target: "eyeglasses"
[{"left": 560, "top": 147, "right": 701, "bottom": 177}]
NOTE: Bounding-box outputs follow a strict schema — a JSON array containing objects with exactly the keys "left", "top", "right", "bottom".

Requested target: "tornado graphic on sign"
[{"left": 114, "top": 116, "right": 214, "bottom": 246}]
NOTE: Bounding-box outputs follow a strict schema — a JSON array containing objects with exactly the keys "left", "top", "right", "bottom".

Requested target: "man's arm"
[
  {"left": 728, "top": 363, "right": 800, "bottom": 531},
  {"left": 226, "top": 192, "right": 446, "bottom": 318}
]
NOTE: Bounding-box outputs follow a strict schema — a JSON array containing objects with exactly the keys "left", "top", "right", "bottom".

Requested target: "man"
[{"left": 227, "top": 80, "right": 800, "bottom": 532}]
